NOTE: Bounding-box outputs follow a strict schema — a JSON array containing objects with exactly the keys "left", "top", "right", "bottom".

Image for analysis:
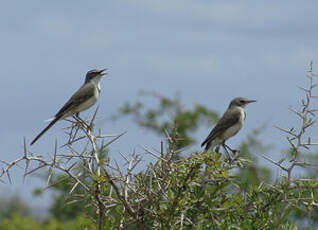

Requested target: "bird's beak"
[
  {"left": 99, "top": 68, "right": 108, "bottom": 76},
  {"left": 247, "top": 99, "right": 257, "bottom": 104}
]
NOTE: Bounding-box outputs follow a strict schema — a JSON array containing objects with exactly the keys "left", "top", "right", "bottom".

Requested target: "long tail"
[
  {"left": 201, "top": 140, "right": 216, "bottom": 153},
  {"left": 30, "top": 117, "right": 59, "bottom": 145},
  {"left": 201, "top": 139, "right": 210, "bottom": 153}
]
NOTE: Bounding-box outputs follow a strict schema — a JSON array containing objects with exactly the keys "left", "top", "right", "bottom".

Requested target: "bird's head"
[
  {"left": 85, "top": 69, "right": 107, "bottom": 84},
  {"left": 229, "top": 97, "right": 256, "bottom": 108}
]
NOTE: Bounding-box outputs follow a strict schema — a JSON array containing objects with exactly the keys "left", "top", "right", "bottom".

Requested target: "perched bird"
[
  {"left": 201, "top": 97, "right": 256, "bottom": 156},
  {"left": 30, "top": 69, "right": 107, "bottom": 145}
]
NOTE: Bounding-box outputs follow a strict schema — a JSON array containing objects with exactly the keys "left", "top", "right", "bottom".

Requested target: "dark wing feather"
[
  {"left": 55, "top": 83, "right": 95, "bottom": 117},
  {"left": 201, "top": 109, "right": 241, "bottom": 147},
  {"left": 30, "top": 83, "right": 96, "bottom": 145}
]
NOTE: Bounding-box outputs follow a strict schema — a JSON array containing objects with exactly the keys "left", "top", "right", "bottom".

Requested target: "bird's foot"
[
  {"left": 231, "top": 149, "right": 240, "bottom": 155},
  {"left": 224, "top": 144, "right": 240, "bottom": 155},
  {"left": 226, "top": 155, "right": 233, "bottom": 163},
  {"left": 223, "top": 150, "right": 232, "bottom": 163},
  {"left": 72, "top": 115, "right": 91, "bottom": 131},
  {"left": 87, "top": 123, "right": 94, "bottom": 133}
]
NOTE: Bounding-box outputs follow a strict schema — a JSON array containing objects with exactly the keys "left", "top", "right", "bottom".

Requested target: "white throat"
[
  {"left": 237, "top": 106, "right": 246, "bottom": 121},
  {"left": 90, "top": 77, "right": 102, "bottom": 91}
]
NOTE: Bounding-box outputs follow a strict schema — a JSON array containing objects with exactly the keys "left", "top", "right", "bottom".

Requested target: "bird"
[
  {"left": 30, "top": 69, "right": 107, "bottom": 145},
  {"left": 201, "top": 97, "right": 256, "bottom": 157}
]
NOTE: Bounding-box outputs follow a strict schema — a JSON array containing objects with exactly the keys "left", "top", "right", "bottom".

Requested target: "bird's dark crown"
[
  {"left": 85, "top": 69, "right": 107, "bottom": 83},
  {"left": 229, "top": 97, "right": 256, "bottom": 108}
]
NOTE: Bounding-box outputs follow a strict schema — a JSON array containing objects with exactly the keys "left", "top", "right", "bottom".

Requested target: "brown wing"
[
  {"left": 201, "top": 108, "right": 241, "bottom": 147},
  {"left": 30, "top": 83, "right": 96, "bottom": 145},
  {"left": 55, "top": 82, "right": 95, "bottom": 118}
]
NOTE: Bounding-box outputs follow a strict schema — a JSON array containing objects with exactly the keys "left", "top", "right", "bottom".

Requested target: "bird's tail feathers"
[
  {"left": 44, "top": 117, "right": 56, "bottom": 122},
  {"left": 30, "top": 117, "right": 60, "bottom": 145},
  {"left": 201, "top": 139, "right": 208, "bottom": 148},
  {"left": 202, "top": 140, "right": 216, "bottom": 153}
]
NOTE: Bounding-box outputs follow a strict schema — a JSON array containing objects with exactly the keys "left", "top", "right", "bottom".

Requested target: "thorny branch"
[
  {"left": 260, "top": 62, "right": 318, "bottom": 225},
  {"left": 261, "top": 63, "right": 318, "bottom": 182},
  {"left": 1, "top": 65, "right": 318, "bottom": 229}
]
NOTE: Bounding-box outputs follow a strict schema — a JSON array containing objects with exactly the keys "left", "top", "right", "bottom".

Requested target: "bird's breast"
[
  {"left": 73, "top": 87, "right": 99, "bottom": 113},
  {"left": 222, "top": 122, "right": 243, "bottom": 140},
  {"left": 220, "top": 108, "right": 245, "bottom": 141},
  {"left": 74, "top": 96, "right": 97, "bottom": 113}
]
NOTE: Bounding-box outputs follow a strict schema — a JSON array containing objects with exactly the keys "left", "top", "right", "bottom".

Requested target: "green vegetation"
[{"left": 1, "top": 68, "right": 318, "bottom": 229}]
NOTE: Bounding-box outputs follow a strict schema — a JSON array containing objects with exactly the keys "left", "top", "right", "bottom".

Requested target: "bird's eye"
[{"left": 240, "top": 100, "right": 244, "bottom": 103}]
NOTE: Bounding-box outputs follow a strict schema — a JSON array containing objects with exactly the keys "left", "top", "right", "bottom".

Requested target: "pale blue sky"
[{"left": 1, "top": 1, "right": 318, "bottom": 213}]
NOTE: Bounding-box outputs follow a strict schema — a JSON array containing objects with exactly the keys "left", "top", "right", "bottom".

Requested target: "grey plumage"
[
  {"left": 201, "top": 97, "right": 256, "bottom": 153},
  {"left": 30, "top": 69, "right": 107, "bottom": 145}
]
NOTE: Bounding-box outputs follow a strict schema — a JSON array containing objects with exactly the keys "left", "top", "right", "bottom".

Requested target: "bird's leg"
[
  {"left": 76, "top": 113, "right": 94, "bottom": 132},
  {"left": 72, "top": 113, "right": 89, "bottom": 130},
  {"left": 224, "top": 144, "right": 240, "bottom": 155},
  {"left": 222, "top": 143, "right": 232, "bottom": 162}
]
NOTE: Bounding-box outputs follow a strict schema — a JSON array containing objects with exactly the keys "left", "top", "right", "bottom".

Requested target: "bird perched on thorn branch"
[
  {"left": 30, "top": 68, "right": 107, "bottom": 145},
  {"left": 201, "top": 97, "right": 256, "bottom": 159}
]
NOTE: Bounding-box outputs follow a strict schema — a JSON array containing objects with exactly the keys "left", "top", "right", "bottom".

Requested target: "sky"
[{"left": 1, "top": 0, "right": 318, "bottom": 214}]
